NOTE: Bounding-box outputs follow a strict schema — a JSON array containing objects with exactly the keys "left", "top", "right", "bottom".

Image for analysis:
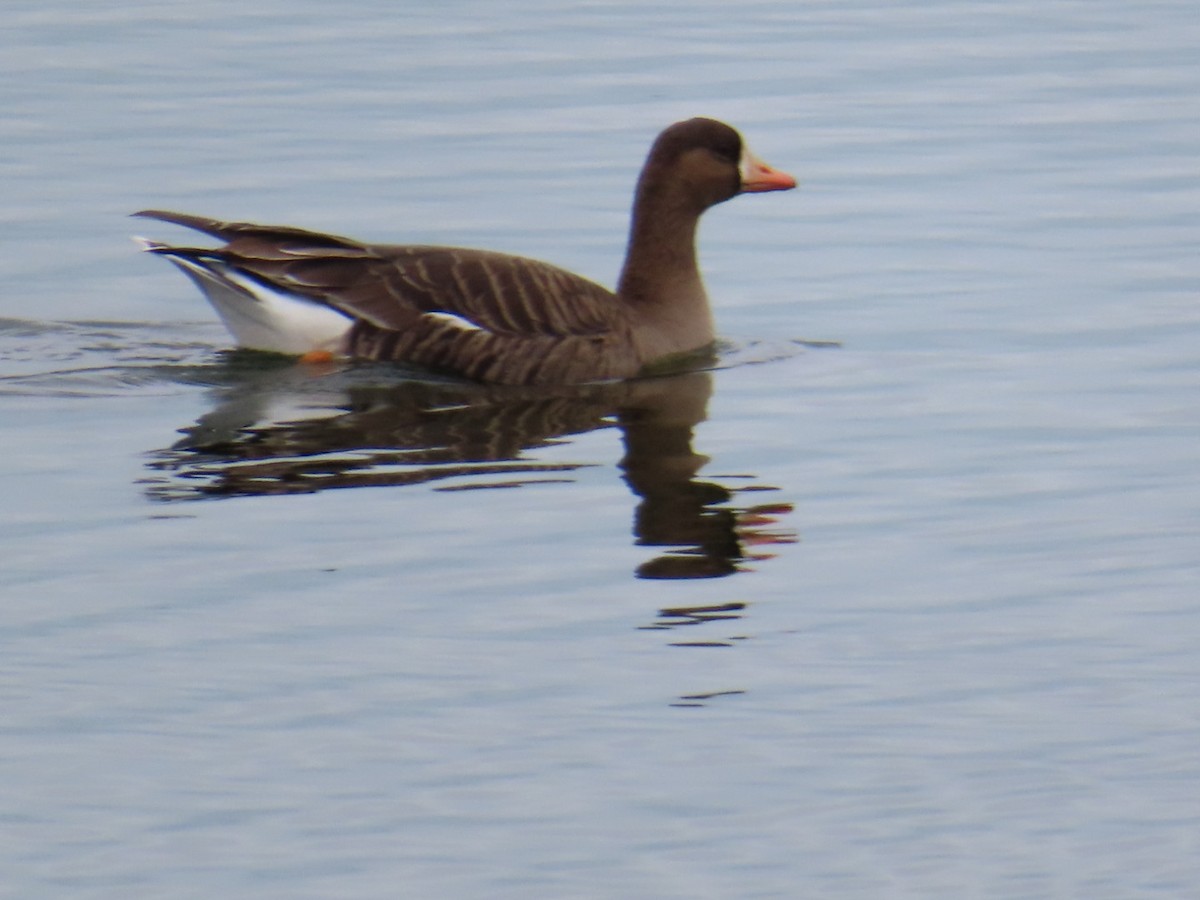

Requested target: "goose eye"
[{"left": 708, "top": 147, "right": 739, "bottom": 166}]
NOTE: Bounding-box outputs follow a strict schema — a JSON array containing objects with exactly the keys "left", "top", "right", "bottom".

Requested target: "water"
[{"left": 2, "top": 1, "right": 1198, "bottom": 897}]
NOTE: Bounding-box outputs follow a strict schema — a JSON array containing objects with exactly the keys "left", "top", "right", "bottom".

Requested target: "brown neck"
[{"left": 616, "top": 177, "right": 714, "bottom": 355}]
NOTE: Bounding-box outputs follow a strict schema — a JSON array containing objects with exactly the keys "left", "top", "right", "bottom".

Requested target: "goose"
[{"left": 134, "top": 117, "right": 795, "bottom": 385}]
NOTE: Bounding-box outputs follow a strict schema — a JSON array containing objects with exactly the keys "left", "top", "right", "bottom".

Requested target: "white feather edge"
[
  {"left": 135, "top": 237, "right": 352, "bottom": 355},
  {"left": 421, "top": 310, "right": 489, "bottom": 334}
]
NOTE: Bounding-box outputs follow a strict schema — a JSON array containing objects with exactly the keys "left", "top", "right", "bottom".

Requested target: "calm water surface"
[{"left": 2, "top": 1, "right": 1198, "bottom": 897}]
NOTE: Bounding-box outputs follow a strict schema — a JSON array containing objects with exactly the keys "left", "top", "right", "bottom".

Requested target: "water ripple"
[
  {"left": 0, "top": 318, "right": 830, "bottom": 399},
  {"left": 0, "top": 318, "right": 220, "bottom": 397}
]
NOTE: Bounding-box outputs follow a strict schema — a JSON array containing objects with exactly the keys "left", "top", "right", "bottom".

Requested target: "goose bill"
[{"left": 739, "top": 146, "right": 797, "bottom": 193}]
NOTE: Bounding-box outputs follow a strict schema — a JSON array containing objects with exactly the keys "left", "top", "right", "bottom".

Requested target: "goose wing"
[{"left": 134, "top": 210, "right": 620, "bottom": 339}]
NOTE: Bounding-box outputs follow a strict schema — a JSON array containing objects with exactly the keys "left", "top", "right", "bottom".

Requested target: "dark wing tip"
[
  {"left": 131, "top": 208, "right": 189, "bottom": 224},
  {"left": 130, "top": 209, "right": 231, "bottom": 239}
]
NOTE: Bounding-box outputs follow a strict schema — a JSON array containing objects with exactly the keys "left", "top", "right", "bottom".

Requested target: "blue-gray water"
[{"left": 2, "top": 1, "right": 1198, "bottom": 897}]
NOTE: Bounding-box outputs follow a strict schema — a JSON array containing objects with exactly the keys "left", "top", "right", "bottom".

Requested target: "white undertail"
[{"left": 134, "top": 237, "right": 352, "bottom": 355}]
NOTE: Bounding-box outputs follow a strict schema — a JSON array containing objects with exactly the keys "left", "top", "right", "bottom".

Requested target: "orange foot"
[{"left": 299, "top": 349, "right": 336, "bottom": 364}]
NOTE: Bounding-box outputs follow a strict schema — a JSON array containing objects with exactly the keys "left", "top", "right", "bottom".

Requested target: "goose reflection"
[{"left": 145, "top": 356, "right": 795, "bottom": 580}]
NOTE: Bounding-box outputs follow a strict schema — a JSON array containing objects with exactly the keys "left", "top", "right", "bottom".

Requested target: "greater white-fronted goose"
[{"left": 135, "top": 117, "right": 795, "bottom": 385}]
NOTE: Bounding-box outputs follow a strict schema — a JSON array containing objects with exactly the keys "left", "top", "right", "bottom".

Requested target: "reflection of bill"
[{"left": 145, "top": 359, "right": 796, "bottom": 581}]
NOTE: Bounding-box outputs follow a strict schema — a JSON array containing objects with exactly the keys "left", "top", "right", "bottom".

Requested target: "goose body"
[{"left": 135, "top": 118, "right": 795, "bottom": 385}]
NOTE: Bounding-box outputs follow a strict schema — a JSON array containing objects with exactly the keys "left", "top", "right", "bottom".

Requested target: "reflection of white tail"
[{"left": 133, "top": 236, "right": 351, "bottom": 356}]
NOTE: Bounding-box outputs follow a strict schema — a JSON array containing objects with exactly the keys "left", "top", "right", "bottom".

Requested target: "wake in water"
[
  {"left": 0, "top": 318, "right": 226, "bottom": 398},
  {"left": 0, "top": 316, "right": 835, "bottom": 398}
]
